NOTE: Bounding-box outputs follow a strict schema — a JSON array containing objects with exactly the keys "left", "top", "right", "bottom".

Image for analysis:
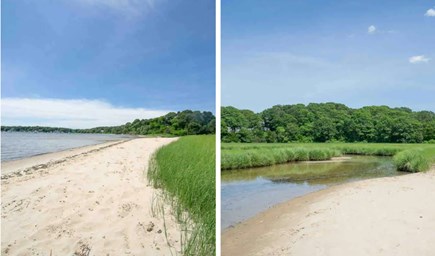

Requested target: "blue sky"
[
  {"left": 222, "top": 0, "right": 435, "bottom": 112},
  {"left": 2, "top": 0, "right": 215, "bottom": 128}
]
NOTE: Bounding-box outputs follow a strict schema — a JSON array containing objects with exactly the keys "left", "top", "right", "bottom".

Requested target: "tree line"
[
  {"left": 222, "top": 103, "right": 435, "bottom": 143},
  {"left": 1, "top": 110, "right": 215, "bottom": 136}
]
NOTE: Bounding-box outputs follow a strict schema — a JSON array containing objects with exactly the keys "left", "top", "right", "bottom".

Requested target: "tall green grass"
[
  {"left": 148, "top": 135, "right": 215, "bottom": 255},
  {"left": 221, "top": 148, "right": 341, "bottom": 170},
  {"left": 222, "top": 143, "right": 435, "bottom": 172},
  {"left": 393, "top": 147, "right": 435, "bottom": 172}
]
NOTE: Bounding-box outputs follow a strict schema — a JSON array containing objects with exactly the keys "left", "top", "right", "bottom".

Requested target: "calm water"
[
  {"left": 221, "top": 156, "right": 404, "bottom": 229},
  {"left": 1, "top": 132, "right": 135, "bottom": 161}
]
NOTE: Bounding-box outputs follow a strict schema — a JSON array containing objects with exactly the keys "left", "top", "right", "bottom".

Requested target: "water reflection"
[{"left": 221, "top": 156, "right": 404, "bottom": 229}]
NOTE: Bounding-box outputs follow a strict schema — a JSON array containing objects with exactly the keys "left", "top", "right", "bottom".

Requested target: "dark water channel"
[{"left": 221, "top": 155, "right": 404, "bottom": 229}]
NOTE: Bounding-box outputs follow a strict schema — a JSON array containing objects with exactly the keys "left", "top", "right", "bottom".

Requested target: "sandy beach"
[
  {"left": 222, "top": 167, "right": 435, "bottom": 256},
  {"left": 1, "top": 138, "right": 181, "bottom": 255}
]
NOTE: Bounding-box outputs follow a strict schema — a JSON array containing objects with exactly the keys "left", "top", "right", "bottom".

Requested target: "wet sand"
[
  {"left": 1, "top": 140, "right": 129, "bottom": 176},
  {"left": 222, "top": 167, "right": 435, "bottom": 256},
  {"left": 1, "top": 138, "right": 181, "bottom": 255}
]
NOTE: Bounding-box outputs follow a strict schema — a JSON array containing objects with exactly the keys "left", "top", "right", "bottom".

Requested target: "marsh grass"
[
  {"left": 148, "top": 135, "right": 215, "bottom": 256},
  {"left": 222, "top": 143, "right": 435, "bottom": 172},
  {"left": 221, "top": 148, "right": 341, "bottom": 170},
  {"left": 394, "top": 149, "right": 431, "bottom": 172}
]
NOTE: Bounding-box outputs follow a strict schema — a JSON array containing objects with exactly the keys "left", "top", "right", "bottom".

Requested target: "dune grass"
[
  {"left": 393, "top": 147, "right": 435, "bottom": 172},
  {"left": 148, "top": 135, "right": 215, "bottom": 255},
  {"left": 222, "top": 143, "right": 435, "bottom": 172}
]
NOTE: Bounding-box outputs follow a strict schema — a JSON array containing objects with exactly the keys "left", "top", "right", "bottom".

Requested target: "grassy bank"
[
  {"left": 394, "top": 147, "right": 435, "bottom": 172},
  {"left": 222, "top": 143, "right": 435, "bottom": 172},
  {"left": 148, "top": 135, "right": 215, "bottom": 255}
]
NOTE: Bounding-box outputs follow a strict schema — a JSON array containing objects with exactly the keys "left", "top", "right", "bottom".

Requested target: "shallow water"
[
  {"left": 1, "top": 132, "right": 135, "bottom": 161},
  {"left": 221, "top": 156, "right": 404, "bottom": 229}
]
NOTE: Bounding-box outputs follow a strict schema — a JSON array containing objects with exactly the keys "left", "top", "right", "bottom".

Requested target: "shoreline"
[
  {"left": 222, "top": 166, "right": 435, "bottom": 256},
  {"left": 1, "top": 139, "right": 132, "bottom": 177},
  {"left": 1, "top": 137, "right": 182, "bottom": 255},
  {"left": 222, "top": 153, "right": 396, "bottom": 171}
]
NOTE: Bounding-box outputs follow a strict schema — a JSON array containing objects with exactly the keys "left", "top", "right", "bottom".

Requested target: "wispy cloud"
[
  {"left": 367, "top": 25, "right": 396, "bottom": 35},
  {"left": 409, "top": 55, "right": 430, "bottom": 64},
  {"left": 1, "top": 98, "right": 171, "bottom": 129},
  {"left": 425, "top": 8, "right": 435, "bottom": 17},
  {"left": 75, "top": 0, "right": 159, "bottom": 16}
]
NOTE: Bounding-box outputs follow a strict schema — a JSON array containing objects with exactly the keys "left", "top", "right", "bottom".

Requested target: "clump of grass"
[
  {"left": 308, "top": 149, "right": 329, "bottom": 160},
  {"left": 294, "top": 148, "right": 310, "bottom": 161},
  {"left": 148, "top": 135, "right": 215, "bottom": 255},
  {"left": 393, "top": 149, "right": 430, "bottom": 172}
]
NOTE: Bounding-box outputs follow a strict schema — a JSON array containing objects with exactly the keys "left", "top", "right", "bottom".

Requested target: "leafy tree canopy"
[
  {"left": 221, "top": 103, "right": 435, "bottom": 143},
  {"left": 1, "top": 110, "right": 215, "bottom": 136}
]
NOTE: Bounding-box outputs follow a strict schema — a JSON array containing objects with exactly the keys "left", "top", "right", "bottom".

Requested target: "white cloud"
[
  {"left": 409, "top": 55, "right": 430, "bottom": 64},
  {"left": 1, "top": 98, "right": 171, "bottom": 129},
  {"left": 425, "top": 8, "right": 435, "bottom": 16},
  {"left": 367, "top": 25, "right": 397, "bottom": 35}
]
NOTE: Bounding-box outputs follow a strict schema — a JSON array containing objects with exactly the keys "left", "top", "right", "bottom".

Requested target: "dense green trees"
[
  {"left": 1, "top": 110, "right": 215, "bottom": 136},
  {"left": 0, "top": 126, "right": 81, "bottom": 133},
  {"left": 222, "top": 103, "right": 435, "bottom": 143}
]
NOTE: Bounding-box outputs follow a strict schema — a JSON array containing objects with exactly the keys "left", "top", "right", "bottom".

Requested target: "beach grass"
[
  {"left": 222, "top": 143, "right": 435, "bottom": 172},
  {"left": 393, "top": 147, "right": 435, "bottom": 172},
  {"left": 148, "top": 135, "right": 215, "bottom": 256}
]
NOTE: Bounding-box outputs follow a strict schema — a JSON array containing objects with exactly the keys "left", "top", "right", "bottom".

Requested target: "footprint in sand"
[
  {"left": 118, "top": 202, "right": 138, "bottom": 218},
  {"left": 2, "top": 199, "right": 31, "bottom": 214},
  {"left": 73, "top": 240, "right": 91, "bottom": 256}
]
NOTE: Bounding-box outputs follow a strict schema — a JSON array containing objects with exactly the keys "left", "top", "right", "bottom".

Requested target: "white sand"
[
  {"left": 1, "top": 138, "right": 182, "bottom": 255},
  {"left": 222, "top": 167, "right": 435, "bottom": 256}
]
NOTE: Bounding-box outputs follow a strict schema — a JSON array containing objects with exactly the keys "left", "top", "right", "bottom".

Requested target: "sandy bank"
[
  {"left": 1, "top": 138, "right": 181, "bottom": 255},
  {"left": 300, "top": 156, "right": 352, "bottom": 164},
  {"left": 222, "top": 167, "right": 435, "bottom": 256}
]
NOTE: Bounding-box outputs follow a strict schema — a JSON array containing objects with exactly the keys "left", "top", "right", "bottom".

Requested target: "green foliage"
[
  {"left": 393, "top": 149, "right": 430, "bottom": 172},
  {"left": 148, "top": 136, "right": 215, "bottom": 255},
  {"left": 221, "top": 103, "right": 435, "bottom": 143},
  {"left": 335, "top": 145, "right": 401, "bottom": 156},
  {"left": 0, "top": 126, "right": 80, "bottom": 133},
  {"left": 1, "top": 110, "right": 215, "bottom": 136},
  {"left": 222, "top": 143, "right": 435, "bottom": 172},
  {"left": 221, "top": 146, "right": 341, "bottom": 170}
]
